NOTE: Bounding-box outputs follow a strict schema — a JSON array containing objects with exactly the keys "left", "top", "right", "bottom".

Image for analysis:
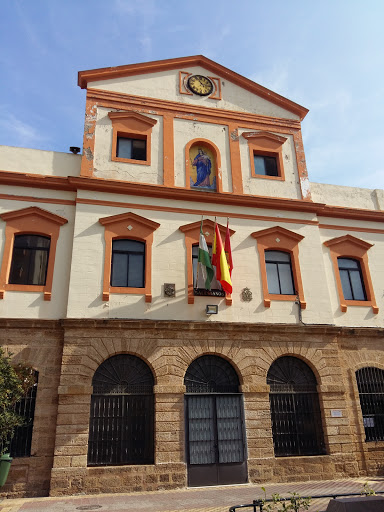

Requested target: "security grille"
[
  {"left": 356, "top": 367, "right": 384, "bottom": 441},
  {"left": 267, "top": 356, "right": 326, "bottom": 457},
  {"left": 184, "top": 355, "right": 240, "bottom": 393},
  {"left": 10, "top": 371, "right": 38, "bottom": 457},
  {"left": 88, "top": 355, "right": 154, "bottom": 466}
]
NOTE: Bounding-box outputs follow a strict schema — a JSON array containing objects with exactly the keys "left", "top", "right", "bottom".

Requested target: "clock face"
[{"left": 187, "top": 75, "right": 213, "bottom": 96}]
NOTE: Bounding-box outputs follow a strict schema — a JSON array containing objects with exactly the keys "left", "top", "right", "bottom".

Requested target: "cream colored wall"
[
  {"left": 320, "top": 222, "right": 384, "bottom": 327},
  {"left": 93, "top": 107, "right": 163, "bottom": 185},
  {"left": 66, "top": 190, "right": 338, "bottom": 325},
  {"left": 0, "top": 195, "right": 75, "bottom": 319},
  {"left": 173, "top": 119, "right": 232, "bottom": 191},
  {"left": 311, "top": 182, "right": 382, "bottom": 210},
  {"left": 89, "top": 66, "right": 300, "bottom": 121},
  {"left": 239, "top": 130, "right": 302, "bottom": 199},
  {"left": 0, "top": 146, "right": 81, "bottom": 177}
]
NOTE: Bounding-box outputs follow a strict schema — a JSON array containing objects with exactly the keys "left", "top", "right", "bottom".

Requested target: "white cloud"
[{"left": 0, "top": 110, "right": 47, "bottom": 147}]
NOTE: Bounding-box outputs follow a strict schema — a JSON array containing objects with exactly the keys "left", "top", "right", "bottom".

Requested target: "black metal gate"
[
  {"left": 184, "top": 355, "right": 247, "bottom": 487},
  {"left": 267, "top": 356, "right": 326, "bottom": 457},
  {"left": 88, "top": 354, "right": 154, "bottom": 466},
  {"left": 10, "top": 371, "right": 38, "bottom": 457},
  {"left": 356, "top": 367, "right": 384, "bottom": 441}
]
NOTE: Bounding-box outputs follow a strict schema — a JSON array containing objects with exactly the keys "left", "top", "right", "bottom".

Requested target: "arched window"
[
  {"left": 184, "top": 356, "right": 247, "bottom": 486},
  {"left": 267, "top": 356, "right": 325, "bottom": 457},
  {"left": 88, "top": 355, "right": 154, "bottom": 466},
  {"left": 9, "top": 235, "right": 50, "bottom": 286},
  {"left": 356, "top": 367, "right": 384, "bottom": 442},
  {"left": 10, "top": 370, "right": 38, "bottom": 457}
]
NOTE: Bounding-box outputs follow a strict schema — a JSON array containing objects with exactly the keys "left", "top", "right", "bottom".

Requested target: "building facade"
[{"left": 0, "top": 56, "right": 384, "bottom": 497}]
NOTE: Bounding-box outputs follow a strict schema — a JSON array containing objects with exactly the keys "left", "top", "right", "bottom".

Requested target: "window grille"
[
  {"left": 356, "top": 367, "right": 384, "bottom": 441},
  {"left": 267, "top": 356, "right": 326, "bottom": 457},
  {"left": 184, "top": 355, "right": 240, "bottom": 394},
  {"left": 10, "top": 371, "right": 38, "bottom": 458},
  {"left": 88, "top": 354, "right": 154, "bottom": 466}
]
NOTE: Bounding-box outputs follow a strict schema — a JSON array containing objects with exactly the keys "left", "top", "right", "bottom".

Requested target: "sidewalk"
[{"left": 1, "top": 477, "right": 384, "bottom": 512}]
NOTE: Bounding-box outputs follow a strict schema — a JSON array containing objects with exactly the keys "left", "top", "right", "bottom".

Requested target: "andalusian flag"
[
  {"left": 214, "top": 223, "right": 232, "bottom": 294},
  {"left": 197, "top": 222, "right": 214, "bottom": 290}
]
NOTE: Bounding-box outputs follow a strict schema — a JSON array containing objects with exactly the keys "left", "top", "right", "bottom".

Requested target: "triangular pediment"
[
  {"left": 0, "top": 206, "right": 68, "bottom": 226},
  {"left": 179, "top": 219, "right": 235, "bottom": 238},
  {"left": 78, "top": 56, "right": 308, "bottom": 120},
  {"left": 108, "top": 111, "right": 157, "bottom": 129}
]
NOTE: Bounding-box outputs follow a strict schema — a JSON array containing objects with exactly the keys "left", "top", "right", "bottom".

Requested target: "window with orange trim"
[
  {"left": 0, "top": 207, "right": 68, "bottom": 301},
  {"left": 108, "top": 111, "right": 157, "bottom": 166},
  {"left": 251, "top": 226, "right": 306, "bottom": 308},
  {"left": 242, "top": 131, "right": 287, "bottom": 181},
  {"left": 99, "top": 211, "right": 160, "bottom": 303},
  {"left": 324, "top": 234, "right": 378, "bottom": 314},
  {"left": 179, "top": 219, "right": 234, "bottom": 305}
]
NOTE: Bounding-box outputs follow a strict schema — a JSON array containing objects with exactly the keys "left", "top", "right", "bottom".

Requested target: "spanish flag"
[{"left": 213, "top": 223, "right": 232, "bottom": 294}]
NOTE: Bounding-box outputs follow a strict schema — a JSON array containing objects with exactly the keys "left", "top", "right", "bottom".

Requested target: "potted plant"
[{"left": 0, "top": 347, "right": 35, "bottom": 487}]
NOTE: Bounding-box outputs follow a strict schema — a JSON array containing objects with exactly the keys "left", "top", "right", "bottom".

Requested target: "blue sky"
[{"left": 1, "top": 0, "right": 384, "bottom": 189}]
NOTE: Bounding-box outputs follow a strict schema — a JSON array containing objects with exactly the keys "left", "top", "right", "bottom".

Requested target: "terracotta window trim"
[
  {"left": 242, "top": 131, "right": 287, "bottom": 181},
  {"left": 251, "top": 226, "right": 306, "bottom": 309},
  {"left": 324, "top": 234, "right": 378, "bottom": 314},
  {"left": 108, "top": 111, "right": 157, "bottom": 166},
  {"left": 99, "top": 211, "right": 160, "bottom": 303},
  {"left": 0, "top": 206, "right": 68, "bottom": 301},
  {"left": 179, "top": 219, "right": 235, "bottom": 305},
  {"left": 185, "top": 138, "right": 223, "bottom": 193}
]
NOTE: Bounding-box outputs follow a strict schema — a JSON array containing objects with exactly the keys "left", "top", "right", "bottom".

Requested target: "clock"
[{"left": 187, "top": 75, "right": 213, "bottom": 96}]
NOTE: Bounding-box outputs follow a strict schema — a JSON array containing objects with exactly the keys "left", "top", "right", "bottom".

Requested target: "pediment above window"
[
  {"left": 0, "top": 206, "right": 68, "bottom": 227},
  {"left": 108, "top": 111, "right": 157, "bottom": 131}
]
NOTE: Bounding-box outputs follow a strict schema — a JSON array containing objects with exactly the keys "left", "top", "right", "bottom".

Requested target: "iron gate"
[{"left": 356, "top": 367, "right": 384, "bottom": 441}]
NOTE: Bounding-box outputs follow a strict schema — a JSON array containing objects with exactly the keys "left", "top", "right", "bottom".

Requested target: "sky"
[{"left": 1, "top": 0, "right": 384, "bottom": 189}]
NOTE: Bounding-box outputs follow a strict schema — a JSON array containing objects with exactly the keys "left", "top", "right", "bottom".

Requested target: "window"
[
  {"left": 9, "top": 235, "right": 50, "bottom": 286},
  {"left": 179, "top": 219, "right": 234, "bottom": 305},
  {"left": 111, "top": 240, "right": 145, "bottom": 288},
  {"left": 88, "top": 355, "right": 154, "bottom": 466},
  {"left": 116, "top": 136, "right": 146, "bottom": 161},
  {"left": 99, "top": 211, "right": 160, "bottom": 302},
  {"left": 267, "top": 356, "right": 326, "bottom": 457},
  {"left": 10, "top": 371, "right": 38, "bottom": 458},
  {"left": 108, "top": 111, "right": 157, "bottom": 166},
  {"left": 242, "top": 131, "right": 287, "bottom": 181},
  {"left": 338, "top": 258, "right": 366, "bottom": 301},
  {"left": 252, "top": 226, "right": 306, "bottom": 308},
  {"left": 356, "top": 367, "right": 384, "bottom": 442},
  {"left": 0, "top": 206, "right": 68, "bottom": 301},
  {"left": 254, "top": 155, "right": 278, "bottom": 177},
  {"left": 265, "top": 251, "right": 295, "bottom": 295},
  {"left": 192, "top": 244, "right": 224, "bottom": 297},
  {"left": 324, "top": 234, "right": 378, "bottom": 313}
]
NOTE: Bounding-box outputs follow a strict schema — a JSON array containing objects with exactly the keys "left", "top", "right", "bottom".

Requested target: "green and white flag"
[{"left": 197, "top": 221, "right": 214, "bottom": 290}]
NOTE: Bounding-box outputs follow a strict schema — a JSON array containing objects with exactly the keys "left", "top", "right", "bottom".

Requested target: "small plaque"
[{"left": 331, "top": 409, "right": 343, "bottom": 418}]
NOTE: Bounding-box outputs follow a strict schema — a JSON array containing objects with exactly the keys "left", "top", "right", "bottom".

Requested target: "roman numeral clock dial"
[{"left": 187, "top": 75, "right": 214, "bottom": 96}]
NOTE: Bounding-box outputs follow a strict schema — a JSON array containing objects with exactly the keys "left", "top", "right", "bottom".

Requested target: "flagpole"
[{"left": 195, "top": 216, "right": 203, "bottom": 289}]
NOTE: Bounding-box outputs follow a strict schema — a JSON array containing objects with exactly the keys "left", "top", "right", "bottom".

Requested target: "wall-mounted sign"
[{"left": 331, "top": 409, "right": 343, "bottom": 418}]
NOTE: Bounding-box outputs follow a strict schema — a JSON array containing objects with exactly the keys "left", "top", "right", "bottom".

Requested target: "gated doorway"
[{"left": 184, "top": 355, "right": 247, "bottom": 487}]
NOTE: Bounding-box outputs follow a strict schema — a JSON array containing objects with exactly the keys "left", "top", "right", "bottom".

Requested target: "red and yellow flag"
[
  {"left": 213, "top": 223, "right": 232, "bottom": 294},
  {"left": 224, "top": 218, "right": 233, "bottom": 277}
]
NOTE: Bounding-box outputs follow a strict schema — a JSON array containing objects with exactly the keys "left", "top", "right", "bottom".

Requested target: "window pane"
[
  {"left": 266, "top": 251, "right": 291, "bottom": 263},
  {"left": 266, "top": 262, "right": 280, "bottom": 294},
  {"left": 132, "top": 139, "right": 146, "bottom": 161},
  {"left": 278, "top": 263, "right": 295, "bottom": 295},
  {"left": 9, "top": 234, "right": 50, "bottom": 286},
  {"left": 254, "top": 155, "right": 267, "bottom": 175},
  {"left": 113, "top": 240, "right": 145, "bottom": 253},
  {"left": 338, "top": 258, "right": 359, "bottom": 269},
  {"left": 111, "top": 252, "right": 128, "bottom": 286},
  {"left": 117, "top": 137, "right": 133, "bottom": 159},
  {"left": 14, "top": 235, "right": 50, "bottom": 249},
  {"left": 339, "top": 269, "right": 353, "bottom": 300},
  {"left": 128, "top": 254, "right": 144, "bottom": 288},
  {"left": 350, "top": 269, "right": 366, "bottom": 300},
  {"left": 264, "top": 156, "right": 278, "bottom": 176}
]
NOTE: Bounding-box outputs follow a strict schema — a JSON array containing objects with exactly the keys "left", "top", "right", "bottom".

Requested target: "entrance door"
[
  {"left": 186, "top": 394, "right": 247, "bottom": 486},
  {"left": 184, "top": 355, "right": 248, "bottom": 487}
]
